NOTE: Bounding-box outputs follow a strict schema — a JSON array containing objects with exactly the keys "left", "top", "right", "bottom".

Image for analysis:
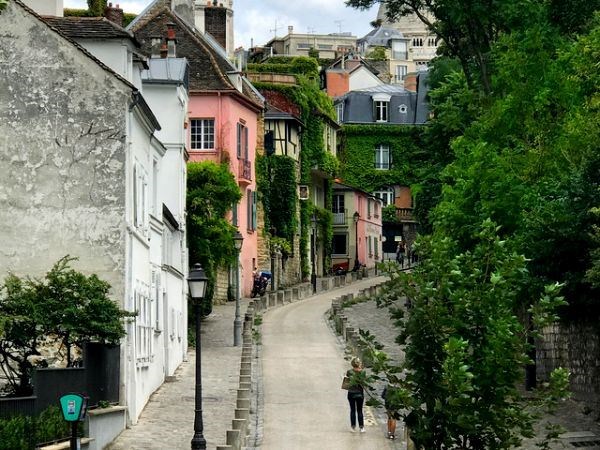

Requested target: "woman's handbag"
[{"left": 341, "top": 375, "right": 351, "bottom": 390}]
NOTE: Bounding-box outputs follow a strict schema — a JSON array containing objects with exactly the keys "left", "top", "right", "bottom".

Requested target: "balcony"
[
  {"left": 332, "top": 212, "right": 346, "bottom": 225},
  {"left": 238, "top": 159, "right": 252, "bottom": 183},
  {"left": 396, "top": 207, "right": 417, "bottom": 223}
]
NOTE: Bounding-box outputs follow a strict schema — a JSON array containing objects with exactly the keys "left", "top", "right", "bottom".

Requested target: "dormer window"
[{"left": 372, "top": 93, "right": 391, "bottom": 123}]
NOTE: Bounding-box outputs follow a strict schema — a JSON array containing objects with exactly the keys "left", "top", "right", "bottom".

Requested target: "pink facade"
[
  {"left": 187, "top": 93, "right": 260, "bottom": 297},
  {"left": 354, "top": 192, "right": 383, "bottom": 269}
]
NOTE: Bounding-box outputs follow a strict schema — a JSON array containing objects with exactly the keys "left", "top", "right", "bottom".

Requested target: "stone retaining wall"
[{"left": 537, "top": 322, "right": 600, "bottom": 411}]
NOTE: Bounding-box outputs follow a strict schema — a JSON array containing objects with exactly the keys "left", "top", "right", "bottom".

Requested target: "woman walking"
[{"left": 346, "top": 357, "right": 365, "bottom": 432}]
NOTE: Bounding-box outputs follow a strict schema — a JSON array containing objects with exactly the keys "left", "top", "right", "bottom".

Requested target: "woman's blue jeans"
[{"left": 347, "top": 392, "right": 364, "bottom": 428}]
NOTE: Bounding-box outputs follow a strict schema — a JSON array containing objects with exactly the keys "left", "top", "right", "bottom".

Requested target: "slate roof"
[
  {"left": 127, "top": 1, "right": 263, "bottom": 110},
  {"left": 42, "top": 16, "right": 139, "bottom": 45},
  {"left": 358, "top": 26, "right": 405, "bottom": 47}
]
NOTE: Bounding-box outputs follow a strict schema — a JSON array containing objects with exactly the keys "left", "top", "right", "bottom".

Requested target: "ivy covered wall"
[
  {"left": 338, "top": 124, "right": 426, "bottom": 192},
  {"left": 254, "top": 75, "right": 338, "bottom": 278}
]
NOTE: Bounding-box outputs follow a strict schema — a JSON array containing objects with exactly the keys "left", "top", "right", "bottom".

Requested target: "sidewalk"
[{"left": 107, "top": 301, "right": 244, "bottom": 450}]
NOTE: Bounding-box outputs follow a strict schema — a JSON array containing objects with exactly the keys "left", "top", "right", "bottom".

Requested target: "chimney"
[
  {"left": 288, "top": 26, "right": 293, "bottom": 35},
  {"left": 150, "top": 37, "right": 162, "bottom": 58},
  {"left": 204, "top": 4, "right": 227, "bottom": 50},
  {"left": 104, "top": 3, "right": 124, "bottom": 27},
  {"left": 166, "top": 23, "right": 177, "bottom": 57}
]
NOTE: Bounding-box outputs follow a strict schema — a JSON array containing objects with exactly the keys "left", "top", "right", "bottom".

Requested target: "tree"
[
  {"left": 360, "top": 221, "right": 568, "bottom": 449},
  {"left": 346, "top": 0, "right": 544, "bottom": 93},
  {"left": 186, "top": 161, "right": 241, "bottom": 314},
  {"left": 366, "top": 46, "right": 387, "bottom": 60},
  {"left": 87, "top": 0, "right": 106, "bottom": 16},
  {"left": 0, "top": 257, "right": 133, "bottom": 396}
]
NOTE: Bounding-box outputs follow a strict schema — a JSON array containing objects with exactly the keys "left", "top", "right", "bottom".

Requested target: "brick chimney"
[
  {"left": 166, "top": 23, "right": 177, "bottom": 57},
  {"left": 104, "top": 2, "right": 124, "bottom": 27},
  {"left": 204, "top": 3, "right": 227, "bottom": 50}
]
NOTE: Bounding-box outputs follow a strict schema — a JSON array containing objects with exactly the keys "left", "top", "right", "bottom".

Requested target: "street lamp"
[
  {"left": 310, "top": 213, "right": 317, "bottom": 294},
  {"left": 233, "top": 231, "right": 244, "bottom": 347},
  {"left": 188, "top": 264, "right": 209, "bottom": 450},
  {"left": 353, "top": 211, "right": 360, "bottom": 272}
]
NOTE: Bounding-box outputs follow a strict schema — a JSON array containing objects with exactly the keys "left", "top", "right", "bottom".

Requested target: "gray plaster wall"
[{"left": 0, "top": 2, "right": 131, "bottom": 302}]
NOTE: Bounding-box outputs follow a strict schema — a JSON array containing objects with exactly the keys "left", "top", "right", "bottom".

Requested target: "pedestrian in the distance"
[
  {"left": 347, "top": 357, "right": 365, "bottom": 433},
  {"left": 396, "top": 242, "right": 405, "bottom": 268},
  {"left": 382, "top": 384, "right": 400, "bottom": 439}
]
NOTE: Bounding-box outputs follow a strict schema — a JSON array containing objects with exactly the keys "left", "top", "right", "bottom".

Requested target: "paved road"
[{"left": 260, "top": 276, "right": 398, "bottom": 450}]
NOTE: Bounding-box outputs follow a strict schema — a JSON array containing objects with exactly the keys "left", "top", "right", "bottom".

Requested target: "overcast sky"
[{"left": 63, "top": 0, "right": 377, "bottom": 48}]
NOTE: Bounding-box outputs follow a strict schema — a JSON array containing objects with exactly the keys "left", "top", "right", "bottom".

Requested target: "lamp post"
[
  {"left": 353, "top": 211, "right": 360, "bottom": 272},
  {"left": 310, "top": 213, "right": 317, "bottom": 294},
  {"left": 188, "top": 264, "right": 209, "bottom": 450},
  {"left": 233, "top": 231, "right": 244, "bottom": 347}
]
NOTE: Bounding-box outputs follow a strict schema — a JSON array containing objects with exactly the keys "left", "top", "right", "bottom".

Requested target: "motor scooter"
[{"left": 251, "top": 270, "right": 271, "bottom": 297}]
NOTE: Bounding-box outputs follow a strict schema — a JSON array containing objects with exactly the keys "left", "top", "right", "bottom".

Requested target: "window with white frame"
[
  {"left": 332, "top": 194, "right": 345, "bottom": 214},
  {"left": 392, "top": 40, "right": 408, "bottom": 60},
  {"left": 133, "top": 163, "right": 148, "bottom": 232},
  {"left": 237, "top": 122, "right": 248, "bottom": 159},
  {"left": 374, "top": 144, "right": 391, "bottom": 170},
  {"left": 151, "top": 267, "right": 161, "bottom": 331},
  {"left": 395, "top": 65, "right": 408, "bottom": 83},
  {"left": 135, "top": 285, "right": 153, "bottom": 363},
  {"left": 373, "top": 187, "right": 395, "bottom": 206},
  {"left": 335, "top": 103, "right": 344, "bottom": 123},
  {"left": 374, "top": 100, "right": 389, "bottom": 122},
  {"left": 190, "top": 118, "right": 215, "bottom": 150}
]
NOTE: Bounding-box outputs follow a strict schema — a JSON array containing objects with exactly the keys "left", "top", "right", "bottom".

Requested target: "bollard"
[
  {"left": 237, "top": 388, "right": 250, "bottom": 400},
  {"left": 237, "top": 398, "right": 251, "bottom": 410},
  {"left": 226, "top": 429, "right": 241, "bottom": 450},
  {"left": 268, "top": 292, "right": 276, "bottom": 307}
]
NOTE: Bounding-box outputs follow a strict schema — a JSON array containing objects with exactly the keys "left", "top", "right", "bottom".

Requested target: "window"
[
  {"left": 374, "top": 202, "right": 379, "bottom": 218},
  {"left": 133, "top": 163, "right": 148, "bottom": 231},
  {"left": 297, "top": 43, "right": 311, "bottom": 49},
  {"left": 368, "top": 236, "right": 372, "bottom": 257},
  {"left": 318, "top": 44, "right": 333, "bottom": 50},
  {"left": 374, "top": 144, "right": 391, "bottom": 170},
  {"left": 232, "top": 201, "right": 238, "bottom": 226},
  {"left": 190, "top": 118, "right": 215, "bottom": 150},
  {"left": 374, "top": 101, "right": 389, "bottom": 122},
  {"left": 395, "top": 65, "right": 407, "bottom": 83},
  {"left": 135, "top": 284, "right": 152, "bottom": 363},
  {"left": 367, "top": 199, "right": 372, "bottom": 218},
  {"left": 237, "top": 122, "right": 248, "bottom": 159},
  {"left": 151, "top": 267, "right": 161, "bottom": 331},
  {"left": 151, "top": 159, "right": 158, "bottom": 216},
  {"left": 416, "top": 61, "right": 428, "bottom": 71},
  {"left": 332, "top": 233, "right": 348, "bottom": 255},
  {"left": 332, "top": 194, "right": 345, "bottom": 214},
  {"left": 335, "top": 103, "right": 344, "bottom": 123},
  {"left": 373, "top": 188, "right": 395, "bottom": 206},
  {"left": 374, "top": 237, "right": 379, "bottom": 258},
  {"left": 392, "top": 40, "right": 407, "bottom": 60},
  {"left": 428, "top": 37, "right": 437, "bottom": 47},
  {"left": 247, "top": 189, "right": 257, "bottom": 231},
  {"left": 412, "top": 37, "right": 423, "bottom": 47}
]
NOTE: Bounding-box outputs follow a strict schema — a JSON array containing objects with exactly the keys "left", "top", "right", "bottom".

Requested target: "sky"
[{"left": 62, "top": 0, "right": 378, "bottom": 48}]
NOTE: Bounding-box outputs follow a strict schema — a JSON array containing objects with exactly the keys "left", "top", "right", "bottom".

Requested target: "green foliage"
[
  {"left": 247, "top": 56, "right": 319, "bottom": 78},
  {"left": 366, "top": 46, "right": 387, "bottom": 60},
  {"left": 87, "top": 0, "right": 106, "bottom": 16},
  {"left": 63, "top": 8, "right": 90, "bottom": 17},
  {"left": 382, "top": 204, "right": 398, "bottom": 223},
  {"left": 123, "top": 13, "right": 136, "bottom": 27},
  {"left": 0, "top": 257, "right": 133, "bottom": 396},
  {"left": 186, "top": 161, "right": 241, "bottom": 314},
  {"left": 307, "top": 47, "right": 319, "bottom": 59},
  {"left": 359, "top": 221, "right": 569, "bottom": 449},
  {"left": 0, "top": 0, "right": 9, "bottom": 12},
  {"left": 0, "top": 406, "right": 76, "bottom": 450},
  {"left": 339, "top": 124, "right": 425, "bottom": 192}
]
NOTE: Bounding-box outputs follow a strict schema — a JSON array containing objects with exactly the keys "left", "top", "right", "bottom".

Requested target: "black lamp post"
[
  {"left": 188, "top": 264, "right": 208, "bottom": 450},
  {"left": 310, "top": 213, "right": 317, "bottom": 294},
  {"left": 353, "top": 211, "right": 360, "bottom": 272},
  {"left": 233, "top": 231, "right": 244, "bottom": 347}
]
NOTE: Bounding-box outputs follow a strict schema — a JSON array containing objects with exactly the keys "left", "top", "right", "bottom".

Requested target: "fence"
[{"left": 0, "top": 343, "right": 119, "bottom": 419}]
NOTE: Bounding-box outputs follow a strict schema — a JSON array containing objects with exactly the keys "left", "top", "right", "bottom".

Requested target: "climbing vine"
[
  {"left": 339, "top": 124, "right": 426, "bottom": 192},
  {"left": 255, "top": 154, "right": 298, "bottom": 254},
  {"left": 254, "top": 75, "right": 338, "bottom": 277}
]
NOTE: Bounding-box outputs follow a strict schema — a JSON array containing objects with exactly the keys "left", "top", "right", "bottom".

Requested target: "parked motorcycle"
[{"left": 251, "top": 270, "right": 271, "bottom": 297}]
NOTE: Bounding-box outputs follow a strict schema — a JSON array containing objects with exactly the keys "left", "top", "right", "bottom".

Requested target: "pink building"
[
  {"left": 332, "top": 181, "right": 383, "bottom": 272},
  {"left": 129, "top": 2, "right": 264, "bottom": 298},
  {"left": 187, "top": 91, "right": 263, "bottom": 297}
]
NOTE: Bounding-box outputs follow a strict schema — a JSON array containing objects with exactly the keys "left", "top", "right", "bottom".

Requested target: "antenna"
[
  {"left": 269, "top": 19, "right": 282, "bottom": 38},
  {"left": 334, "top": 20, "right": 343, "bottom": 34}
]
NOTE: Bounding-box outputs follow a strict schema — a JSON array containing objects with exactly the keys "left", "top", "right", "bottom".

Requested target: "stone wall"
[{"left": 537, "top": 322, "right": 600, "bottom": 411}]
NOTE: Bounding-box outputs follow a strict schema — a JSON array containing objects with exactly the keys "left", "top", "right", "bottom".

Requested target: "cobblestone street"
[{"left": 341, "top": 296, "right": 600, "bottom": 450}]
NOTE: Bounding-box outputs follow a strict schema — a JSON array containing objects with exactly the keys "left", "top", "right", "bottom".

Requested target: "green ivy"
[
  {"left": 256, "top": 154, "right": 298, "bottom": 253},
  {"left": 339, "top": 124, "right": 426, "bottom": 192}
]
